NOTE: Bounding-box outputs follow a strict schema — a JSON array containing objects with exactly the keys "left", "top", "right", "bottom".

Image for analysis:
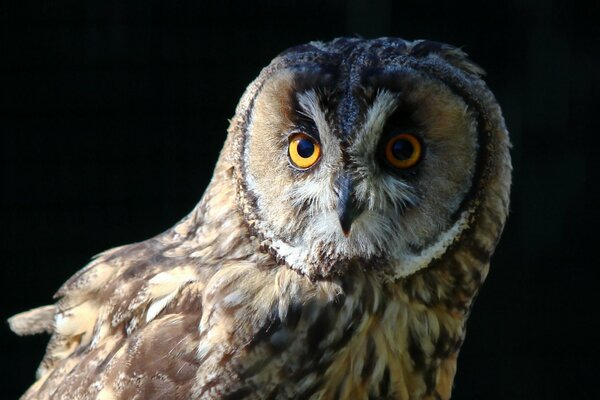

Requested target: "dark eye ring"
[{"left": 384, "top": 133, "right": 422, "bottom": 169}]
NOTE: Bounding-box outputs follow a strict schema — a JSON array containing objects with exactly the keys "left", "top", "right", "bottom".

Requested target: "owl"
[{"left": 10, "top": 37, "right": 511, "bottom": 399}]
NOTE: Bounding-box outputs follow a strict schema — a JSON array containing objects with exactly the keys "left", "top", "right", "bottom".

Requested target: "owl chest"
[
  {"left": 311, "top": 306, "right": 408, "bottom": 399},
  {"left": 253, "top": 293, "right": 460, "bottom": 399},
  {"left": 302, "top": 300, "right": 424, "bottom": 399}
]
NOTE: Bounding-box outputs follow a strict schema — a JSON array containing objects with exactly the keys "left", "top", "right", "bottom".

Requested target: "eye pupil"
[
  {"left": 391, "top": 139, "right": 414, "bottom": 160},
  {"left": 296, "top": 138, "right": 315, "bottom": 158}
]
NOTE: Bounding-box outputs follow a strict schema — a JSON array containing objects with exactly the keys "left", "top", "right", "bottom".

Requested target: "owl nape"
[{"left": 10, "top": 38, "right": 511, "bottom": 400}]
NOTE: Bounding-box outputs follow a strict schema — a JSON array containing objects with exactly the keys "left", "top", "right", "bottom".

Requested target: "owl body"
[{"left": 10, "top": 38, "right": 511, "bottom": 399}]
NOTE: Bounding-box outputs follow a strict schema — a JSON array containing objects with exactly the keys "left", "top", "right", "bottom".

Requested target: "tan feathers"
[
  {"left": 11, "top": 38, "right": 510, "bottom": 400},
  {"left": 8, "top": 305, "right": 56, "bottom": 336}
]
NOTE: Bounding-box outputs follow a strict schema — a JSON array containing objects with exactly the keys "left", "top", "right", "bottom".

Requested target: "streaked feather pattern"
[{"left": 11, "top": 37, "right": 511, "bottom": 399}]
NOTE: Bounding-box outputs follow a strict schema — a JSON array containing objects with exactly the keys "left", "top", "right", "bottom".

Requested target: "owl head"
[{"left": 224, "top": 38, "right": 511, "bottom": 280}]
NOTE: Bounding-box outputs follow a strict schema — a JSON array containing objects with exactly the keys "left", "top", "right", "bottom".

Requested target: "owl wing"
[
  {"left": 8, "top": 164, "right": 277, "bottom": 399},
  {"left": 9, "top": 235, "right": 208, "bottom": 399},
  {"left": 10, "top": 236, "right": 300, "bottom": 399}
]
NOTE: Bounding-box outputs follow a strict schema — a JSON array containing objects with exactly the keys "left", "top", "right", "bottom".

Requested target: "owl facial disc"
[{"left": 234, "top": 37, "right": 509, "bottom": 280}]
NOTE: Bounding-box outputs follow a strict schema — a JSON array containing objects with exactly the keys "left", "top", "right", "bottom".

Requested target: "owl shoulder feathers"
[
  {"left": 9, "top": 163, "right": 343, "bottom": 399},
  {"left": 10, "top": 165, "right": 241, "bottom": 398}
]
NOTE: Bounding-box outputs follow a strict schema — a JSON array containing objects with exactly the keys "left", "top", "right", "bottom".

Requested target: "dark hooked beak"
[{"left": 336, "top": 174, "right": 363, "bottom": 237}]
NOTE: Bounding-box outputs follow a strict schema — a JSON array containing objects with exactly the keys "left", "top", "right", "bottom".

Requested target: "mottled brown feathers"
[{"left": 11, "top": 37, "right": 510, "bottom": 399}]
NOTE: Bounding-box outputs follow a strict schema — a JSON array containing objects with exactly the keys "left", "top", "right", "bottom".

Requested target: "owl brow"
[
  {"left": 295, "top": 89, "right": 330, "bottom": 141},
  {"left": 361, "top": 89, "right": 400, "bottom": 138},
  {"left": 346, "top": 89, "right": 400, "bottom": 168}
]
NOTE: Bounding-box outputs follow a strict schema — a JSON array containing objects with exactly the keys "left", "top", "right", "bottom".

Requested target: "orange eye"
[
  {"left": 288, "top": 133, "right": 321, "bottom": 169},
  {"left": 384, "top": 133, "right": 422, "bottom": 169}
]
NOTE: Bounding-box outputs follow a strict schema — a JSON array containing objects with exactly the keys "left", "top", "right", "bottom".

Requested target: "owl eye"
[
  {"left": 288, "top": 133, "right": 321, "bottom": 169},
  {"left": 384, "top": 133, "right": 422, "bottom": 169}
]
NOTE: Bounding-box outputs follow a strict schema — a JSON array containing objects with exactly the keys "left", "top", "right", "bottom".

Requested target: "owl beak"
[{"left": 337, "top": 174, "right": 363, "bottom": 237}]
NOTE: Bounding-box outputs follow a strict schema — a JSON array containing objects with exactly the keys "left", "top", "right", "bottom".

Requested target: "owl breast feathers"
[{"left": 10, "top": 37, "right": 511, "bottom": 400}]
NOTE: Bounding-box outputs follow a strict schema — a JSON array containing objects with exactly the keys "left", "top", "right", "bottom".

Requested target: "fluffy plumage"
[{"left": 10, "top": 37, "right": 511, "bottom": 399}]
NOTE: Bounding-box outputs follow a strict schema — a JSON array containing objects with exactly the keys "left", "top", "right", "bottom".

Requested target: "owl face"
[{"left": 236, "top": 39, "right": 486, "bottom": 279}]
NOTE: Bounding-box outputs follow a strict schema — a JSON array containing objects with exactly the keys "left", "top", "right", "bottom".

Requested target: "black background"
[{"left": 1, "top": 1, "right": 597, "bottom": 398}]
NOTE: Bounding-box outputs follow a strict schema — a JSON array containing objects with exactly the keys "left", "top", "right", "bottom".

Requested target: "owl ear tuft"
[
  {"left": 440, "top": 46, "right": 486, "bottom": 77},
  {"left": 410, "top": 40, "right": 486, "bottom": 77}
]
